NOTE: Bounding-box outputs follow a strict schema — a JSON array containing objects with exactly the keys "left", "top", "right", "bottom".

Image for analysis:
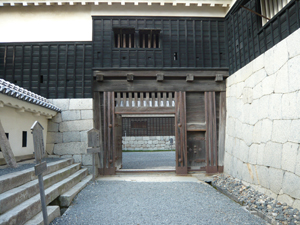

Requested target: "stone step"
[
  {"left": 0, "top": 163, "right": 81, "bottom": 215},
  {"left": 59, "top": 175, "right": 93, "bottom": 207},
  {"left": 0, "top": 168, "right": 88, "bottom": 225},
  {"left": 24, "top": 206, "right": 60, "bottom": 225},
  {"left": 0, "top": 158, "right": 73, "bottom": 194}
]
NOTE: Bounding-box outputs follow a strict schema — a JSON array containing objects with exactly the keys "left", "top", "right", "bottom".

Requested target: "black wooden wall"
[
  {"left": 93, "top": 17, "right": 228, "bottom": 69},
  {"left": 0, "top": 42, "right": 92, "bottom": 98},
  {"left": 226, "top": 0, "right": 300, "bottom": 74}
]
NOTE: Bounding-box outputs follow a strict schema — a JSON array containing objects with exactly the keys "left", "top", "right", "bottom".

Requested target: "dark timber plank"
[
  {"left": 93, "top": 80, "right": 226, "bottom": 92},
  {"left": 218, "top": 92, "right": 226, "bottom": 169},
  {"left": 92, "top": 70, "right": 229, "bottom": 77},
  {"left": 115, "top": 107, "right": 175, "bottom": 114}
]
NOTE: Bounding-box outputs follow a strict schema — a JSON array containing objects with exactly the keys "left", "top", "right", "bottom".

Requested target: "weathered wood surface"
[
  {"left": 93, "top": 70, "right": 229, "bottom": 78},
  {"left": 205, "top": 92, "right": 218, "bottom": 173},
  {"left": 114, "top": 114, "right": 123, "bottom": 170},
  {"left": 175, "top": 91, "right": 187, "bottom": 175},
  {"left": 187, "top": 131, "right": 206, "bottom": 169},
  {"left": 115, "top": 107, "right": 175, "bottom": 114},
  {"left": 186, "top": 123, "right": 206, "bottom": 131},
  {"left": 93, "top": 80, "right": 226, "bottom": 92},
  {"left": 0, "top": 120, "right": 18, "bottom": 168},
  {"left": 31, "top": 121, "right": 45, "bottom": 163},
  {"left": 93, "top": 92, "right": 104, "bottom": 172},
  {"left": 87, "top": 128, "right": 100, "bottom": 148},
  {"left": 103, "top": 92, "right": 115, "bottom": 175},
  {"left": 31, "top": 121, "right": 48, "bottom": 225},
  {"left": 218, "top": 92, "right": 226, "bottom": 169}
]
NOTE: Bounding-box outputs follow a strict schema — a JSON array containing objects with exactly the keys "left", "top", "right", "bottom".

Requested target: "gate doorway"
[
  {"left": 92, "top": 70, "right": 227, "bottom": 175},
  {"left": 121, "top": 115, "right": 176, "bottom": 171}
]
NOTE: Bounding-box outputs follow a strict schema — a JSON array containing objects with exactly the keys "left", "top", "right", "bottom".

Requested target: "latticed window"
[
  {"left": 260, "top": 0, "right": 291, "bottom": 25},
  {"left": 114, "top": 28, "right": 135, "bottom": 48},
  {"left": 139, "top": 29, "right": 160, "bottom": 48}
]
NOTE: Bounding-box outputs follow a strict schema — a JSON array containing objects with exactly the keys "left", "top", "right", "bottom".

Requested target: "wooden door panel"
[
  {"left": 175, "top": 91, "right": 187, "bottom": 175},
  {"left": 114, "top": 114, "right": 122, "bottom": 170}
]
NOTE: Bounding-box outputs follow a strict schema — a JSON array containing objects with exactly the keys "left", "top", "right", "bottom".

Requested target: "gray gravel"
[
  {"left": 51, "top": 180, "right": 267, "bottom": 225},
  {"left": 0, "top": 158, "right": 64, "bottom": 177},
  {"left": 122, "top": 151, "right": 176, "bottom": 169},
  {"left": 213, "top": 174, "right": 300, "bottom": 224}
]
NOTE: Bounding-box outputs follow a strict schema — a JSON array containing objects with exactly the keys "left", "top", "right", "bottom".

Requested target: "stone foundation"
[
  {"left": 122, "top": 136, "right": 175, "bottom": 150},
  {"left": 224, "top": 28, "right": 300, "bottom": 210},
  {"left": 47, "top": 98, "right": 94, "bottom": 173}
]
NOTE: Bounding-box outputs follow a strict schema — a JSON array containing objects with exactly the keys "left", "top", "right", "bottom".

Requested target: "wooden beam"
[
  {"left": 92, "top": 70, "right": 229, "bottom": 78},
  {"left": 115, "top": 106, "right": 175, "bottom": 114},
  {"left": 93, "top": 80, "right": 226, "bottom": 92},
  {"left": 186, "top": 122, "right": 206, "bottom": 131}
]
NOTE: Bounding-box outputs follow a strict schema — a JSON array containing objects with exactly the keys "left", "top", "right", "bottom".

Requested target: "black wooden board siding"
[
  {"left": 0, "top": 42, "right": 93, "bottom": 98},
  {"left": 92, "top": 17, "right": 228, "bottom": 69},
  {"left": 226, "top": 0, "right": 300, "bottom": 75}
]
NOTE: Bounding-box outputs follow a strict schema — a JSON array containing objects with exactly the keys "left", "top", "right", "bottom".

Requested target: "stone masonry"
[
  {"left": 122, "top": 136, "right": 175, "bottom": 151},
  {"left": 224, "top": 28, "right": 300, "bottom": 210},
  {"left": 46, "top": 98, "right": 94, "bottom": 173}
]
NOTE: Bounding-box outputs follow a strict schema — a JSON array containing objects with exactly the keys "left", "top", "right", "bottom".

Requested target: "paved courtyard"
[
  {"left": 122, "top": 151, "right": 176, "bottom": 169},
  {"left": 51, "top": 175, "right": 267, "bottom": 225}
]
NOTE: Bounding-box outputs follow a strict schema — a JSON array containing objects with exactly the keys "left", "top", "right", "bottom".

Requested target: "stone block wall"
[
  {"left": 224, "top": 28, "right": 300, "bottom": 210},
  {"left": 122, "top": 136, "right": 175, "bottom": 151},
  {"left": 47, "top": 98, "right": 94, "bottom": 173}
]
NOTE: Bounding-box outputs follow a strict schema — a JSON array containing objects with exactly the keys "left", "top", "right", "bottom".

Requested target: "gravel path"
[
  {"left": 51, "top": 180, "right": 267, "bottom": 225},
  {"left": 0, "top": 157, "right": 65, "bottom": 177},
  {"left": 122, "top": 151, "right": 176, "bottom": 169}
]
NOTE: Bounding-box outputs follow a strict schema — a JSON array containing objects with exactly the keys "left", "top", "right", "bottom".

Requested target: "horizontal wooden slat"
[
  {"left": 94, "top": 80, "right": 226, "bottom": 92},
  {"left": 186, "top": 122, "right": 206, "bottom": 131},
  {"left": 93, "top": 70, "right": 229, "bottom": 77},
  {"left": 115, "top": 106, "right": 175, "bottom": 114}
]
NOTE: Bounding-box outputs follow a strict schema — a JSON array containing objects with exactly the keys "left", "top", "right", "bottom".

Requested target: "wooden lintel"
[
  {"left": 92, "top": 70, "right": 229, "bottom": 78},
  {"left": 215, "top": 74, "right": 223, "bottom": 82},
  {"left": 186, "top": 74, "right": 194, "bottom": 82},
  {"left": 156, "top": 74, "right": 164, "bottom": 82},
  {"left": 127, "top": 74, "right": 134, "bottom": 82},
  {"left": 94, "top": 80, "right": 226, "bottom": 92},
  {"left": 115, "top": 106, "right": 175, "bottom": 114}
]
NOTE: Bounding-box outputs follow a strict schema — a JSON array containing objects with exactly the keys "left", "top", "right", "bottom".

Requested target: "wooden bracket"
[
  {"left": 215, "top": 74, "right": 223, "bottom": 82},
  {"left": 156, "top": 74, "right": 164, "bottom": 82},
  {"left": 127, "top": 74, "right": 134, "bottom": 82},
  {"left": 93, "top": 71, "right": 104, "bottom": 82},
  {"left": 96, "top": 75, "right": 104, "bottom": 82},
  {"left": 186, "top": 74, "right": 194, "bottom": 82}
]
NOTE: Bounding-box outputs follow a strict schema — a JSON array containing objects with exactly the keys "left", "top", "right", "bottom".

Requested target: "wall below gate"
[
  {"left": 122, "top": 136, "right": 175, "bottom": 151},
  {"left": 224, "top": 28, "right": 300, "bottom": 210},
  {"left": 47, "top": 98, "right": 94, "bottom": 173}
]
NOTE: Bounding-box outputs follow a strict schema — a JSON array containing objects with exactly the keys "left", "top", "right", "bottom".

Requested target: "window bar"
[
  {"left": 129, "top": 34, "right": 132, "bottom": 48},
  {"left": 153, "top": 34, "right": 156, "bottom": 48},
  {"left": 118, "top": 34, "right": 121, "bottom": 48},
  {"left": 143, "top": 34, "right": 145, "bottom": 48},
  {"left": 123, "top": 34, "right": 126, "bottom": 48},
  {"left": 269, "top": 0, "right": 274, "bottom": 18},
  {"left": 274, "top": 0, "right": 278, "bottom": 13},
  {"left": 148, "top": 34, "right": 151, "bottom": 48},
  {"left": 265, "top": 0, "right": 270, "bottom": 20}
]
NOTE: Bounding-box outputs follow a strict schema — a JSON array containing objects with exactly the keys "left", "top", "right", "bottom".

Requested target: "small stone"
[
  {"left": 267, "top": 205, "right": 272, "bottom": 209},
  {"left": 276, "top": 214, "right": 286, "bottom": 221}
]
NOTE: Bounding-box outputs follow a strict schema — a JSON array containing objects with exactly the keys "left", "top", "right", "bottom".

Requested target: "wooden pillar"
[{"left": 205, "top": 92, "right": 218, "bottom": 173}]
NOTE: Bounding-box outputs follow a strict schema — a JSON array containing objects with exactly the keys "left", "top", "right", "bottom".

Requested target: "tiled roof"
[{"left": 0, "top": 79, "right": 61, "bottom": 112}]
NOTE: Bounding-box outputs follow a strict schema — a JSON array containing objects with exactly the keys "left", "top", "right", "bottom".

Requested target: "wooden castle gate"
[{"left": 92, "top": 71, "right": 227, "bottom": 175}]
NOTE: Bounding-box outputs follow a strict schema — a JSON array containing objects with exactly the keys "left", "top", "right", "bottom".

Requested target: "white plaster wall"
[
  {"left": 0, "top": 4, "right": 227, "bottom": 42},
  {"left": 0, "top": 105, "right": 48, "bottom": 158},
  {"left": 224, "top": 28, "right": 300, "bottom": 210}
]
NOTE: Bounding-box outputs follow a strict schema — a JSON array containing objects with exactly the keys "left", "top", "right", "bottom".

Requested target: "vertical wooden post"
[
  {"left": 218, "top": 92, "right": 226, "bottom": 172},
  {"left": 205, "top": 92, "right": 218, "bottom": 173},
  {"left": 175, "top": 92, "right": 187, "bottom": 175},
  {"left": 0, "top": 120, "right": 18, "bottom": 168}
]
